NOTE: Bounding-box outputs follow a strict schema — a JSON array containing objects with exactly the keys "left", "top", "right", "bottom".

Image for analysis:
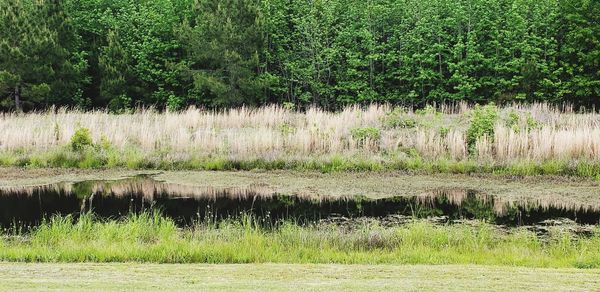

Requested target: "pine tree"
[
  {"left": 0, "top": 0, "right": 51, "bottom": 112},
  {"left": 98, "top": 30, "right": 135, "bottom": 111},
  {"left": 179, "top": 0, "right": 267, "bottom": 108},
  {"left": 0, "top": 0, "right": 87, "bottom": 112}
]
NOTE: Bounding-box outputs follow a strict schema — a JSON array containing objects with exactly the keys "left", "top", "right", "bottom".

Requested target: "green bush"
[
  {"left": 350, "top": 127, "right": 382, "bottom": 144},
  {"left": 278, "top": 122, "right": 296, "bottom": 135},
  {"left": 439, "top": 126, "right": 450, "bottom": 138},
  {"left": 466, "top": 104, "right": 498, "bottom": 150},
  {"left": 506, "top": 111, "right": 521, "bottom": 132},
  {"left": 382, "top": 108, "right": 417, "bottom": 128},
  {"left": 70, "top": 127, "right": 93, "bottom": 151},
  {"left": 526, "top": 113, "right": 542, "bottom": 130},
  {"left": 505, "top": 111, "right": 542, "bottom": 133},
  {"left": 396, "top": 118, "right": 417, "bottom": 128},
  {"left": 415, "top": 105, "right": 439, "bottom": 116}
]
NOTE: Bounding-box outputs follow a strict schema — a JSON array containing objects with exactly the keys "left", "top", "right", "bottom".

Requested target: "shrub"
[
  {"left": 439, "top": 126, "right": 450, "bottom": 138},
  {"left": 382, "top": 108, "right": 416, "bottom": 128},
  {"left": 466, "top": 104, "right": 498, "bottom": 150},
  {"left": 350, "top": 127, "right": 382, "bottom": 143},
  {"left": 526, "top": 113, "right": 542, "bottom": 130},
  {"left": 278, "top": 122, "right": 296, "bottom": 135},
  {"left": 98, "top": 135, "right": 113, "bottom": 151},
  {"left": 506, "top": 111, "right": 542, "bottom": 133},
  {"left": 506, "top": 111, "right": 520, "bottom": 132},
  {"left": 396, "top": 118, "right": 417, "bottom": 128},
  {"left": 70, "top": 127, "right": 93, "bottom": 151},
  {"left": 415, "top": 105, "right": 439, "bottom": 116},
  {"left": 282, "top": 102, "right": 296, "bottom": 111}
]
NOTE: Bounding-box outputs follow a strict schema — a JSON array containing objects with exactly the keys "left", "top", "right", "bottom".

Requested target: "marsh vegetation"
[
  {"left": 1, "top": 211, "right": 600, "bottom": 268},
  {"left": 1, "top": 175, "right": 599, "bottom": 268},
  {"left": 1, "top": 103, "right": 600, "bottom": 178}
]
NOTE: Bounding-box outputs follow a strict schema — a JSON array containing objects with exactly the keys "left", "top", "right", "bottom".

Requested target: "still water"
[{"left": 1, "top": 175, "right": 599, "bottom": 228}]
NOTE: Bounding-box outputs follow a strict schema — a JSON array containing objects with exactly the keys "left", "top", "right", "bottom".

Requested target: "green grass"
[
  {"left": 1, "top": 147, "right": 600, "bottom": 179},
  {"left": 1, "top": 263, "right": 600, "bottom": 291},
  {"left": 2, "top": 213, "right": 599, "bottom": 268}
]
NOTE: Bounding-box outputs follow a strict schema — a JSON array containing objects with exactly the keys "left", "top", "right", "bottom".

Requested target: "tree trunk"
[{"left": 14, "top": 85, "right": 22, "bottom": 113}]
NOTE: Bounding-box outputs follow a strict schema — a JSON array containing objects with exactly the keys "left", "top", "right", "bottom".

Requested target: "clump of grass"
[{"left": 1, "top": 213, "right": 599, "bottom": 267}]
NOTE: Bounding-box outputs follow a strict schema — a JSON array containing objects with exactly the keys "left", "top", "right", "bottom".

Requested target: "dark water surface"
[{"left": 1, "top": 175, "right": 599, "bottom": 229}]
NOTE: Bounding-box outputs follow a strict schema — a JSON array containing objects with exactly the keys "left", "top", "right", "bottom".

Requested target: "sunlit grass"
[
  {"left": 1, "top": 212, "right": 599, "bottom": 267},
  {"left": 2, "top": 147, "right": 599, "bottom": 179}
]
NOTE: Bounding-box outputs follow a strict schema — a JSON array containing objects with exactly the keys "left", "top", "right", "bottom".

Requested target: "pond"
[{"left": 1, "top": 175, "right": 599, "bottom": 229}]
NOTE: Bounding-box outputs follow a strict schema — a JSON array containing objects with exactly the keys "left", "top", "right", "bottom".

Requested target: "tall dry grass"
[{"left": 0, "top": 103, "right": 599, "bottom": 163}]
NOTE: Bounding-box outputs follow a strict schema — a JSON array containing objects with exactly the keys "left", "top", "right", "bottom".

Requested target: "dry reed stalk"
[{"left": 1, "top": 103, "right": 599, "bottom": 163}]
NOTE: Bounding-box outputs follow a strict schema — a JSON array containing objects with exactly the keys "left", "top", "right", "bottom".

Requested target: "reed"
[{"left": 1, "top": 103, "right": 599, "bottom": 176}]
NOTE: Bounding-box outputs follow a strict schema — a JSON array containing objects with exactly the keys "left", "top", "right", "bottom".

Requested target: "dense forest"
[{"left": 0, "top": 0, "right": 598, "bottom": 112}]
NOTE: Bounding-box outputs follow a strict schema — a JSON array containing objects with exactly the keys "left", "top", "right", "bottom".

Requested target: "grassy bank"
[
  {"left": 1, "top": 103, "right": 600, "bottom": 178},
  {"left": 2, "top": 263, "right": 600, "bottom": 291},
  {"left": 2, "top": 149, "right": 599, "bottom": 179},
  {"left": 2, "top": 213, "right": 599, "bottom": 268}
]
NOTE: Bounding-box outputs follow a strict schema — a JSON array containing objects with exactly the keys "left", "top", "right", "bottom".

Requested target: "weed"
[{"left": 439, "top": 126, "right": 450, "bottom": 138}]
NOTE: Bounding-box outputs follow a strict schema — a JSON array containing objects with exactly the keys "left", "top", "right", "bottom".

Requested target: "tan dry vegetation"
[{"left": 1, "top": 103, "right": 599, "bottom": 162}]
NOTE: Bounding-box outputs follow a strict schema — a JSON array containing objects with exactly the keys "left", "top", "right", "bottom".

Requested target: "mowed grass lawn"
[{"left": 1, "top": 263, "right": 599, "bottom": 291}]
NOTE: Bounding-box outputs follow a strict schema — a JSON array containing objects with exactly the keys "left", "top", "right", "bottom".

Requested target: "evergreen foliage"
[
  {"left": 0, "top": 0, "right": 87, "bottom": 111},
  {"left": 0, "top": 0, "right": 598, "bottom": 111}
]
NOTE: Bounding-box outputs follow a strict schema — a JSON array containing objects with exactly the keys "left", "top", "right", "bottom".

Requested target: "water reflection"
[{"left": 1, "top": 176, "right": 599, "bottom": 228}]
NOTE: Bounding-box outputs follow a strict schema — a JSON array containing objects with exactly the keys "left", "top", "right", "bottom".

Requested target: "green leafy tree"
[
  {"left": 65, "top": 0, "right": 189, "bottom": 110},
  {"left": 558, "top": 0, "right": 600, "bottom": 106},
  {"left": 0, "top": 0, "right": 598, "bottom": 110}
]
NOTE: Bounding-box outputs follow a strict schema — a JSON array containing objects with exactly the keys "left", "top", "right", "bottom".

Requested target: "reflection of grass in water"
[
  {"left": 71, "top": 181, "right": 96, "bottom": 199},
  {"left": 408, "top": 203, "right": 443, "bottom": 218},
  {"left": 461, "top": 194, "right": 497, "bottom": 222},
  {"left": 1, "top": 212, "right": 599, "bottom": 268}
]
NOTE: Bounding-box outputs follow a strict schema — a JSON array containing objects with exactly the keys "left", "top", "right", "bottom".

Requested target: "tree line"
[{"left": 0, "top": 0, "right": 598, "bottom": 112}]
